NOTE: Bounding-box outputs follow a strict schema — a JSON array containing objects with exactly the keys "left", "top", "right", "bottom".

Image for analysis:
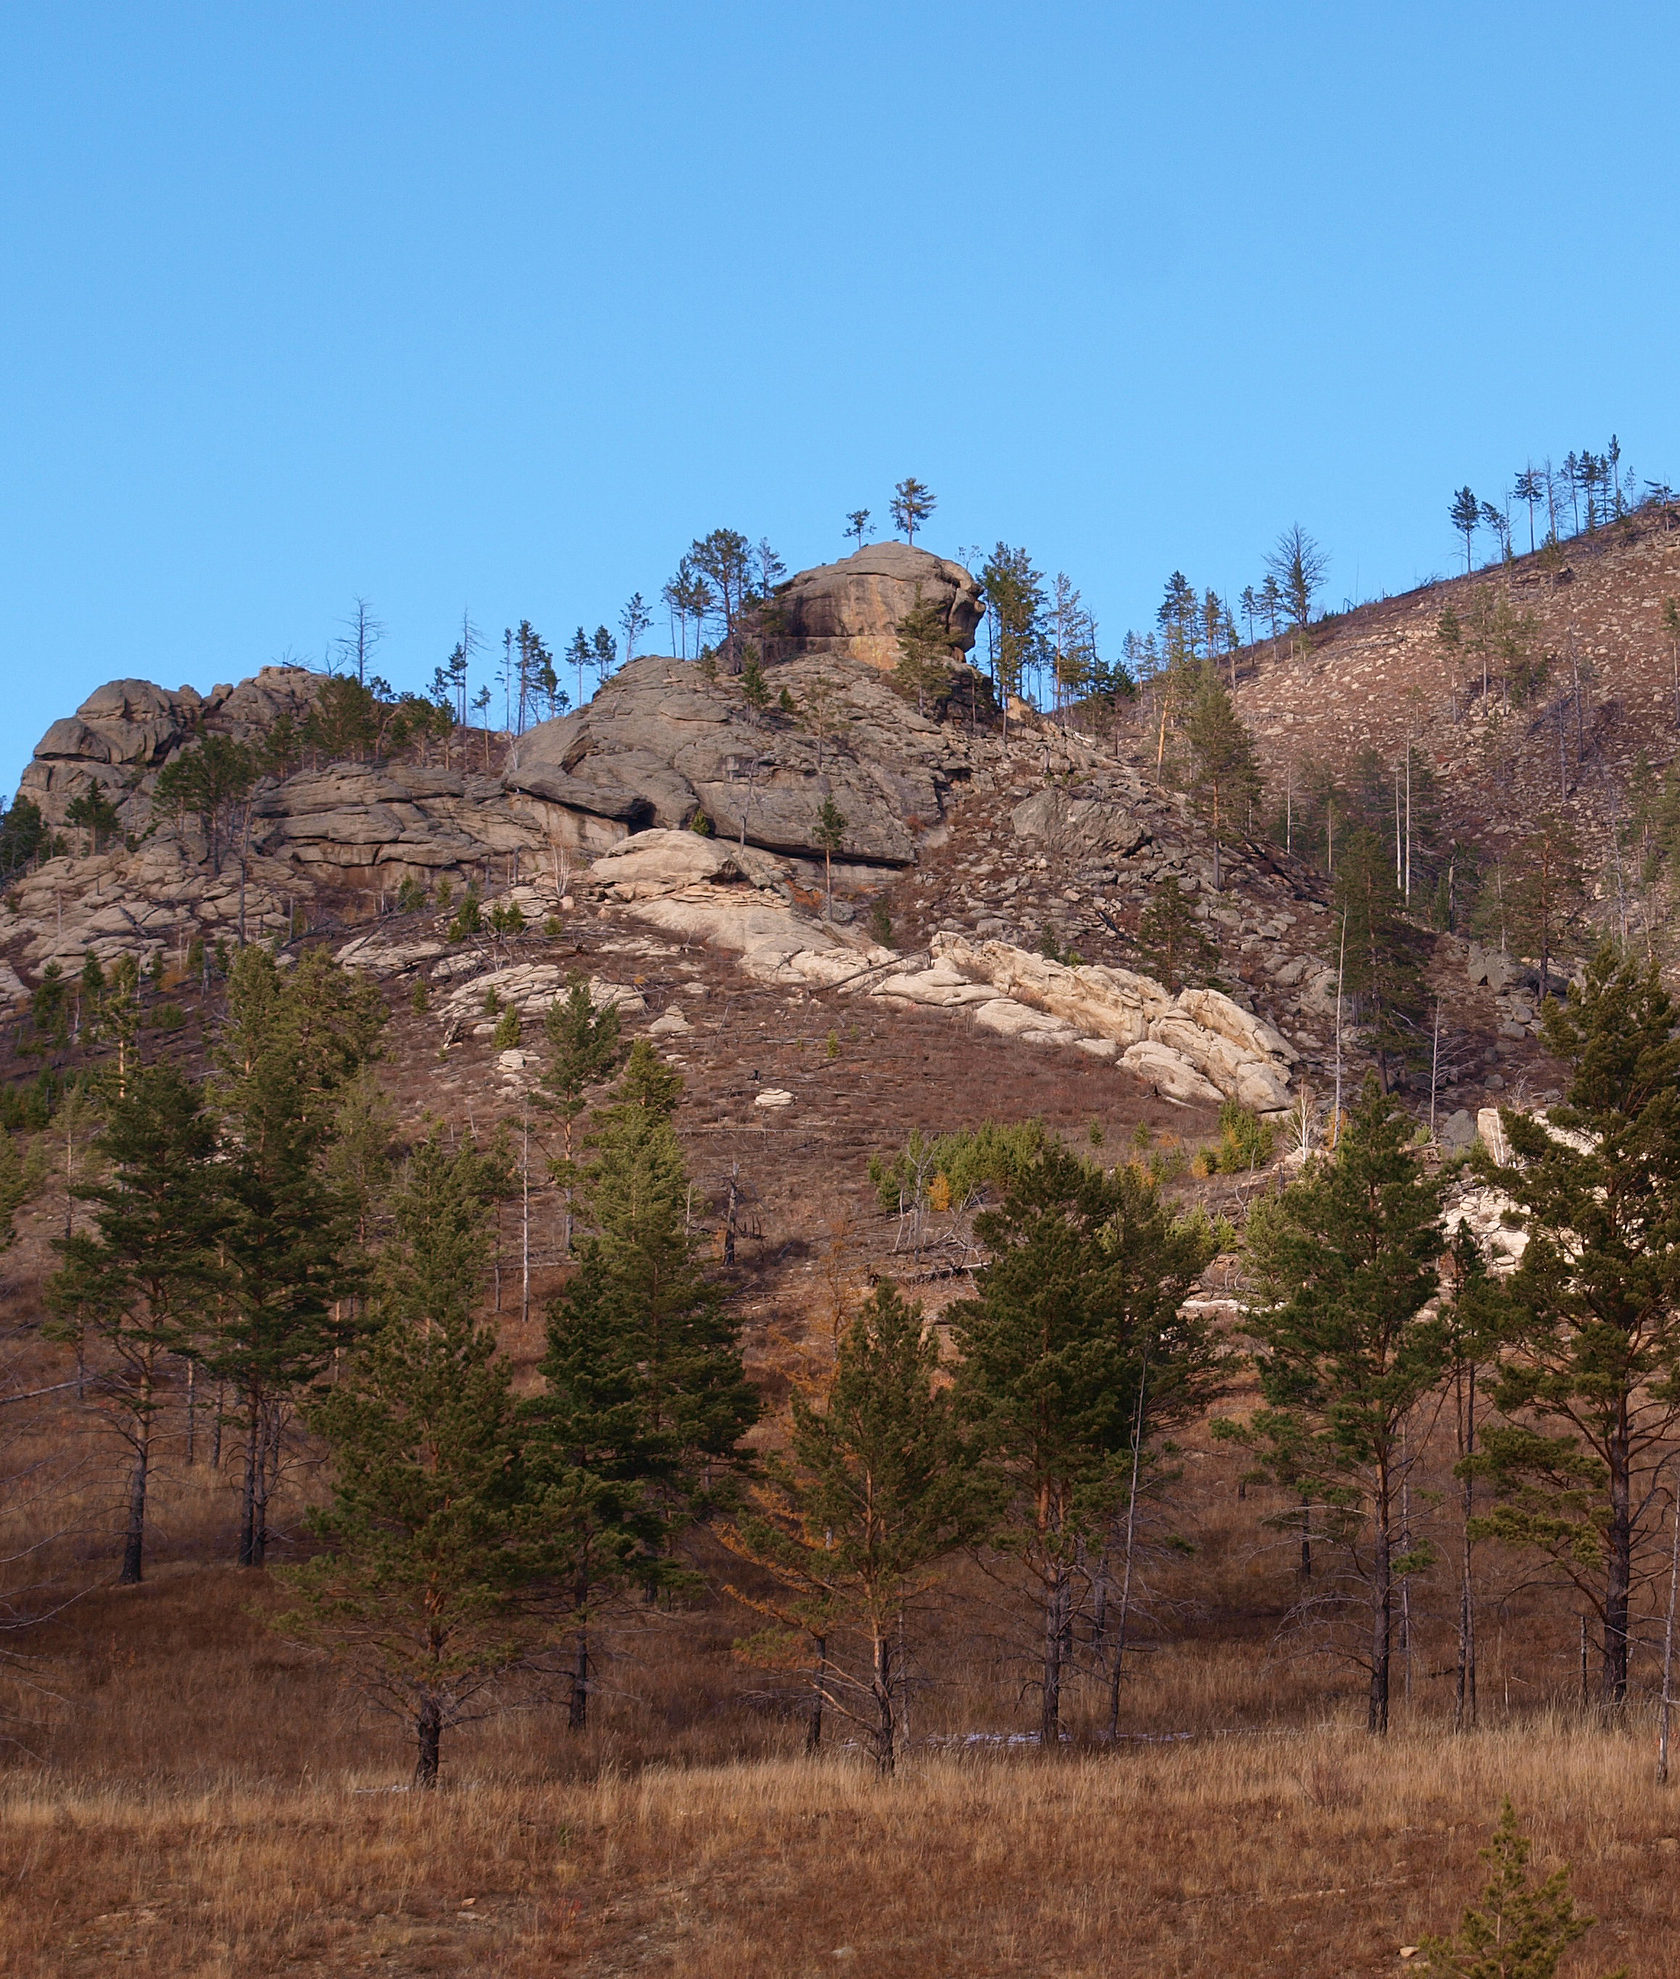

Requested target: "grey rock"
[
  {"left": 1010, "top": 786, "right": 1152, "bottom": 860},
  {"left": 763, "top": 543, "right": 983, "bottom": 671},
  {"left": 503, "top": 653, "right": 977, "bottom": 866}
]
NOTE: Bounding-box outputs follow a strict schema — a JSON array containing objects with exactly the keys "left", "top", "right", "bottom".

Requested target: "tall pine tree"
[
  {"left": 950, "top": 1148, "right": 1217, "bottom": 1747},
  {"left": 1228, "top": 1076, "right": 1447, "bottom": 1733},
  {"left": 276, "top": 1127, "right": 553, "bottom": 1787}
]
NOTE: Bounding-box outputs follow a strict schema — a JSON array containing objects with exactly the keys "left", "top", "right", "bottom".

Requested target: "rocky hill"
[
  {"left": 3, "top": 535, "right": 1591, "bottom": 1253},
  {"left": 1229, "top": 503, "right": 1680, "bottom": 890}
]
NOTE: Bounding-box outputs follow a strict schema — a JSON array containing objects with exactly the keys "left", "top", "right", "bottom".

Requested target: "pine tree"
[
  {"left": 889, "top": 478, "right": 935, "bottom": 544},
  {"left": 1474, "top": 948, "right": 1680, "bottom": 1704},
  {"left": 1265, "top": 525, "right": 1329, "bottom": 639},
  {"left": 1180, "top": 664, "right": 1262, "bottom": 889},
  {"left": 530, "top": 1042, "right": 758, "bottom": 1729},
  {"left": 0, "top": 1126, "right": 45, "bottom": 1253},
  {"left": 1417, "top": 1800, "right": 1625, "bottom": 1978},
  {"left": 1332, "top": 827, "right": 1427, "bottom": 1091},
  {"left": 728, "top": 1283, "right": 993, "bottom": 1774},
  {"left": 844, "top": 509, "right": 871, "bottom": 551},
  {"left": 275, "top": 1129, "right": 554, "bottom": 1786},
  {"left": 211, "top": 946, "right": 385, "bottom": 1567},
  {"left": 48, "top": 1066, "right": 225, "bottom": 1583},
  {"left": 815, "top": 797, "right": 847, "bottom": 919},
  {"left": 1503, "top": 812, "right": 1586, "bottom": 997},
  {"left": 1451, "top": 486, "right": 1482, "bottom": 572},
  {"left": 980, "top": 544, "right": 1046, "bottom": 737},
  {"left": 1135, "top": 876, "right": 1218, "bottom": 992},
  {"left": 950, "top": 1148, "right": 1218, "bottom": 1747},
  {"left": 1228, "top": 1076, "right": 1447, "bottom": 1733},
  {"left": 893, "top": 586, "right": 954, "bottom": 715},
  {"left": 540, "top": 973, "right": 626, "bottom": 1255}
]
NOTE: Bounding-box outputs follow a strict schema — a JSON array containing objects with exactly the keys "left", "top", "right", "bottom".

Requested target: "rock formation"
[
  {"left": 761, "top": 543, "right": 983, "bottom": 671},
  {"left": 19, "top": 668, "right": 323, "bottom": 832},
  {"left": 502, "top": 650, "right": 994, "bottom": 864}
]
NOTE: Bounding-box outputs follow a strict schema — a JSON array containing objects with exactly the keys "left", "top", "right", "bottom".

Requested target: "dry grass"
[{"left": 1, "top": 1717, "right": 1676, "bottom": 1976}]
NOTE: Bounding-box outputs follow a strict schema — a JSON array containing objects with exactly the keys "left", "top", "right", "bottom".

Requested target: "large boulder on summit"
[
  {"left": 763, "top": 544, "right": 984, "bottom": 671},
  {"left": 503, "top": 652, "right": 971, "bottom": 865}
]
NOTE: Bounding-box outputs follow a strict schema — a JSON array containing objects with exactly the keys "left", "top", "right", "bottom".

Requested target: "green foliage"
[
  {"left": 491, "top": 1005, "right": 522, "bottom": 1050},
  {"left": 410, "top": 976, "right": 429, "bottom": 1014},
  {"left": 395, "top": 875, "right": 429, "bottom": 914},
  {"left": 0, "top": 796, "right": 46, "bottom": 876},
  {"left": 527, "top": 1045, "right": 759, "bottom": 1725},
  {"left": 64, "top": 782, "right": 122, "bottom": 851},
  {"left": 1471, "top": 948, "right": 1680, "bottom": 1700},
  {"left": 981, "top": 544, "right": 1046, "bottom": 708},
  {"left": 447, "top": 884, "right": 483, "bottom": 940},
  {"left": 1204, "top": 1100, "right": 1274, "bottom": 1174},
  {"left": 1036, "top": 925, "right": 1083, "bottom": 967},
  {"left": 151, "top": 735, "right": 257, "bottom": 871},
  {"left": 890, "top": 476, "right": 936, "bottom": 544},
  {"left": 893, "top": 585, "right": 956, "bottom": 714},
  {"left": 210, "top": 943, "right": 387, "bottom": 1566},
  {"left": 1178, "top": 663, "right": 1262, "bottom": 887},
  {"left": 732, "top": 1283, "right": 994, "bottom": 1773},
  {"left": 277, "top": 1128, "right": 553, "bottom": 1785},
  {"left": 47, "top": 1065, "right": 226, "bottom": 1581},
  {"left": 1417, "top": 1800, "right": 1624, "bottom": 1978},
  {"left": 299, "top": 674, "right": 379, "bottom": 762},
  {"left": 688, "top": 810, "right": 714, "bottom": 836},
  {"left": 739, "top": 651, "right": 771, "bottom": 720},
  {"left": 869, "top": 1120, "right": 1051, "bottom": 1216},
  {"left": 949, "top": 1145, "right": 1220, "bottom": 1740},
  {"left": 0, "top": 1125, "right": 47, "bottom": 1251},
  {"left": 1226, "top": 1076, "right": 1447, "bottom": 1730},
  {"left": 487, "top": 901, "right": 526, "bottom": 937},
  {"left": 866, "top": 898, "right": 894, "bottom": 948},
  {"left": 815, "top": 797, "right": 847, "bottom": 858},
  {"left": 1331, "top": 827, "right": 1427, "bottom": 1088},
  {"left": 1136, "top": 876, "right": 1218, "bottom": 992}
]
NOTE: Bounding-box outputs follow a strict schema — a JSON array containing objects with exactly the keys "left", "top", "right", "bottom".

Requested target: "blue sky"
[{"left": 4, "top": 3, "right": 1677, "bottom": 794}]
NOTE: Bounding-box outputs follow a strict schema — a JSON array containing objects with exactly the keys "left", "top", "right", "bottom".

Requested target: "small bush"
[
  {"left": 492, "top": 1006, "right": 522, "bottom": 1049},
  {"left": 867, "top": 899, "right": 894, "bottom": 947},
  {"left": 411, "top": 977, "right": 430, "bottom": 1014}
]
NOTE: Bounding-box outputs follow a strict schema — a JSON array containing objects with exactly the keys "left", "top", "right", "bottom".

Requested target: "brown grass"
[{"left": 1, "top": 1717, "right": 1675, "bottom": 1976}]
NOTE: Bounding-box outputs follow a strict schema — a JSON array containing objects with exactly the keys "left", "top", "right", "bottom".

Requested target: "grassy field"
[
  {"left": 1, "top": 1712, "right": 1670, "bottom": 1976},
  {"left": 0, "top": 1530, "right": 1667, "bottom": 1979}
]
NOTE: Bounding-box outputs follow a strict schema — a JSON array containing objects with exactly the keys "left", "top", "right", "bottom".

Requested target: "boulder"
[
  {"left": 1438, "top": 1108, "right": 1476, "bottom": 1152},
  {"left": 973, "top": 998, "right": 1075, "bottom": 1042},
  {"left": 1120, "top": 1041, "right": 1223, "bottom": 1108},
  {"left": 589, "top": 828, "right": 785, "bottom": 899},
  {"left": 504, "top": 654, "right": 964, "bottom": 865},
  {"left": 1476, "top": 1106, "right": 1512, "bottom": 1165},
  {"left": 1009, "top": 786, "right": 1152, "bottom": 861},
  {"left": 763, "top": 544, "right": 983, "bottom": 671},
  {"left": 930, "top": 932, "right": 1169, "bottom": 1045},
  {"left": 1175, "top": 986, "right": 1299, "bottom": 1065}
]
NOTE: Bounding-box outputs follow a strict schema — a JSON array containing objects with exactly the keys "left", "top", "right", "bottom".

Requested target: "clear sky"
[{"left": 4, "top": 2, "right": 1677, "bottom": 795}]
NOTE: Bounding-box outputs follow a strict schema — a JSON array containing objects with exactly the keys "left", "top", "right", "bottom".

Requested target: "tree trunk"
[
  {"left": 871, "top": 1624, "right": 895, "bottom": 1776},
  {"left": 1455, "top": 1363, "right": 1478, "bottom": 1731},
  {"left": 414, "top": 1695, "right": 442, "bottom": 1789},
  {"left": 1605, "top": 1400, "right": 1632, "bottom": 1704},
  {"left": 238, "top": 1390, "right": 271, "bottom": 1568},
  {"left": 119, "top": 1362, "right": 153, "bottom": 1585},
  {"left": 1368, "top": 1465, "right": 1392, "bottom": 1735},
  {"left": 568, "top": 1579, "right": 589, "bottom": 1732},
  {"left": 1041, "top": 1563, "right": 1067, "bottom": 1750},
  {"left": 805, "top": 1635, "right": 826, "bottom": 1755}
]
